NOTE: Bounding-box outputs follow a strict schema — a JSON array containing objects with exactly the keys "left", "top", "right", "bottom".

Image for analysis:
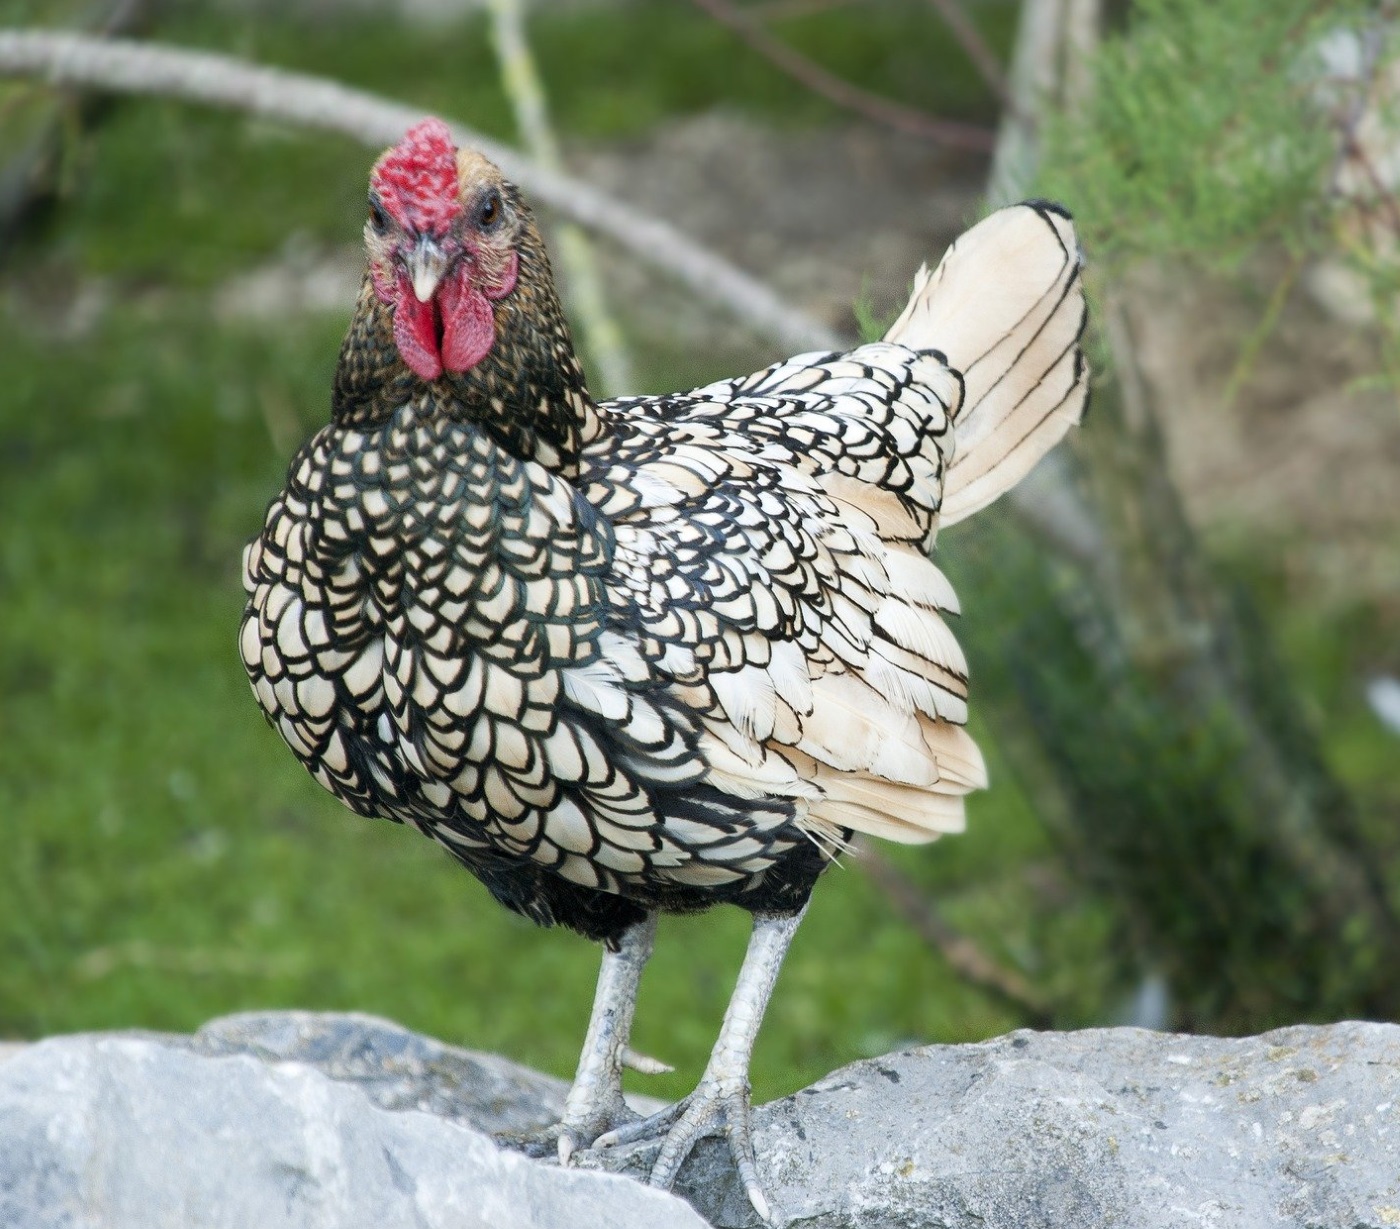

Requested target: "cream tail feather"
[
  {"left": 884, "top": 200, "right": 1089, "bottom": 526},
  {"left": 781, "top": 204, "right": 1085, "bottom": 849}
]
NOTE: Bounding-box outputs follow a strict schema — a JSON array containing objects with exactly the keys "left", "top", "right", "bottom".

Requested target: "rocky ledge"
[{"left": 2, "top": 1011, "right": 1398, "bottom": 1228}]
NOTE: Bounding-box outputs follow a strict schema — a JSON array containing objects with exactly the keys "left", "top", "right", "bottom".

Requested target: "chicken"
[{"left": 240, "top": 117, "right": 1088, "bottom": 1222}]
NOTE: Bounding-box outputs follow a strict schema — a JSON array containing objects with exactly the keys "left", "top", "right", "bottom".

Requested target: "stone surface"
[
  {"left": 190, "top": 1009, "right": 571, "bottom": 1135},
  {"left": 2, "top": 1012, "right": 1398, "bottom": 1228},
  {"left": 693, "top": 1022, "right": 1400, "bottom": 1229},
  {"left": 0, "top": 1016, "right": 701, "bottom": 1229},
  {"left": 182, "top": 1009, "right": 665, "bottom": 1130}
]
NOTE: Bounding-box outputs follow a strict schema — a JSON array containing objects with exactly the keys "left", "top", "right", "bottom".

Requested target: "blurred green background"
[{"left": 2, "top": 0, "right": 1396, "bottom": 1108}]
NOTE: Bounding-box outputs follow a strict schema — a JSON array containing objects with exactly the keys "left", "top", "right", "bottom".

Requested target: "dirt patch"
[
  {"left": 570, "top": 111, "right": 988, "bottom": 352},
  {"left": 1123, "top": 262, "right": 1400, "bottom": 610}
]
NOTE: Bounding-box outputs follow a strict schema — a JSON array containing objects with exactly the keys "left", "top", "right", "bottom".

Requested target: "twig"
[
  {"left": 1321, "top": 12, "right": 1400, "bottom": 237},
  {"left": 921, "top": 0, "right": 1012, "bottom": 111},
  {"left": 687, "top": 0, "right": 996, "bottom": 151},
  {"left": 1344, "top": 140, "right": 1400, "bottom": 239},
  {"left": 0, "top": 0, "right": 153, "bottom": 242},
  {"left": 752, "top": 0, "right": 869, "bottom": 20},
  {"left": 0, "top": 30, "right": 843, "bottom": 354},
  {"left": 1219, "top": 254, "right": 1302, "bottom": 414},
  {"left": 486, "top": 0, "right": 634, "bottom": 396},
  {"left": 853, "top": 840, "right": 1052, "bottom": 1023},
  {"left": 752, "top": 0, "right": 1011, "bottom": 113}
]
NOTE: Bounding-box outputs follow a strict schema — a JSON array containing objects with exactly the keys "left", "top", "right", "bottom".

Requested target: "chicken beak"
[{"left": 406, "top": 237, "right": 448, "bottom": 302}]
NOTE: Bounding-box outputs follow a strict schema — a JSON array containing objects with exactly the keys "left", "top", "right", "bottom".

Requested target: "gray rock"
[
  {"left": 638, "top": 1021, "right": 1400, "bottom": 1228},
  {"left": 3, "top": 1013, "right": 1399, "bottom": 1229},
  {"left": 189, "top": 1009, "right": 574, "bottom": 1136},
  {"left": 0, "top": 1023, "right": 704, "bottom": 1229}
]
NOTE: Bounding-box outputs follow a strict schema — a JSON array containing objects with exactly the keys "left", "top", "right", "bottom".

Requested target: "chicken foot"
[{"left": 595, "top": 905, "right": 807, "bottom": 1225}]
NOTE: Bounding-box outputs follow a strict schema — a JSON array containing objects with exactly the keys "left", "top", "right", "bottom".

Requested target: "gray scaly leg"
[
  {"left": 596, "top": 905, "right": 807, "bottom": 1224},
  {"left": 556, "top": 911, "right": 660, "bottom": 1164}
]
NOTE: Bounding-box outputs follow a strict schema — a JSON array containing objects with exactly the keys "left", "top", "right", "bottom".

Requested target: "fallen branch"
[
  {"left": 0, "top": 29, "right": 842, "bottom": 354},
  {"left": 688, "top": 0, "right": 996, "bottom": 151}
]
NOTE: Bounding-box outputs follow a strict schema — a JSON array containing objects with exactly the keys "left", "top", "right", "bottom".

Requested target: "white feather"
[
  {"left": 884, "top": 202, "right": 1088, "bottom": 526},
  {"left": 882, "top": 549, "right": 961, "bottom": 614},
  {"left": 599, "top": 630, "right": 650, "bottom": 683},
  {"left": 873, "top": 599, "right": 968, "bottom": 678},
  {"left": 797, "top": 670, "right": 943, "bottom": 784},
  {"left": 560, "top": 659, "right": 629, "bottom": 722},
  {"left": 710, "top": 665, "right": 779, "bottom": 744},
  {"left": 767, "top": 637, "right": 814, "bottom": 716}
]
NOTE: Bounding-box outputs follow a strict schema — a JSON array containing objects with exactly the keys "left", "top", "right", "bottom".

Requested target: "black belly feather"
[{"left": 460, "top": 816, "right": 841, "bottom": 946}]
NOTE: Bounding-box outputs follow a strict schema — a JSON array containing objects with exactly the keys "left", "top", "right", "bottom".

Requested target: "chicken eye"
[
  {"left": 368, "top": 199, "right": 390, "bottom": 234},
  {"left": 476, "top": 192, "right": 502, "bottom": 229}
]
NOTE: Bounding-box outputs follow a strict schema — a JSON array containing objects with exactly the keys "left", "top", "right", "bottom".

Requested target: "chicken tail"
[{"left": 883, "top": 200, "right": 1089, "bottom": 526}]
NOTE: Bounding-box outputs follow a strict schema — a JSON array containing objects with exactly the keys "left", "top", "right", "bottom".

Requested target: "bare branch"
[
  {"left": 752, "top": 0, "right": 1011, "bottom": 113},
  {"left": 751, "top": 0, "right": 870, "bottom": 20},
  {"left": 0, "top": 29, "right": 843, "bottom": 354},
  {"left": 853, "top": 841, "right": 1052, "bottom": 1024},
  {"left": 0, "top": 0, "right": 153, "bottom": 239},
  {"left": 920, "top": 0, "right": 1012, "bottom": 111},
  {"left": 687, "top": 0, "right": 996, "bottom": 151}
]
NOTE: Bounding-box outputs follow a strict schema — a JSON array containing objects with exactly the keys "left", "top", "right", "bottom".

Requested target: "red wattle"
[
  {"left": 439, "top": 269, "right": 496, "bottom": 373},
  {"left": 393, "top": 286, "right": 443, "bottom": 381}
]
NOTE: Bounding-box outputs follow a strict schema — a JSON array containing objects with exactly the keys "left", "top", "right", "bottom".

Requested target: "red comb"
[{"left": 371, "top": 118, "right": 461, "bottom": 235}]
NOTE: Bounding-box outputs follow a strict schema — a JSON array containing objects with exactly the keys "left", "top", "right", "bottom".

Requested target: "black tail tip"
[{"left": 1017, "top": 198, "right": 1074, "bottom": 221}]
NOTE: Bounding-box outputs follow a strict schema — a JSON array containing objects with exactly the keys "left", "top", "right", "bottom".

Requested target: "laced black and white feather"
[{"left": 241, "top": 197, "right": 1087, "bottom": 922}]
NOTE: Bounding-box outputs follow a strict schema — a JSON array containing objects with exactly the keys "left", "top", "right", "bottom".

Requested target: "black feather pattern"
[{"left": 242, "top": 164, "right": 1087, "bottom": 944}]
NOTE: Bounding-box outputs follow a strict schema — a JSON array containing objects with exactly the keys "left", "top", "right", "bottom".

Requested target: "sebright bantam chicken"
[{"left": 241, "top": 118, "right": 1087, "bottom": 1221}]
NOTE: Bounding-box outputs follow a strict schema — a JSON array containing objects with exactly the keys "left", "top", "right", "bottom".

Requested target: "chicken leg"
[
  {"left": 554, "top": 911, "right": 659, "bottom": 1163},
  {"left": 596, "top": 905, "right": 807, "bottom": 1224}
]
